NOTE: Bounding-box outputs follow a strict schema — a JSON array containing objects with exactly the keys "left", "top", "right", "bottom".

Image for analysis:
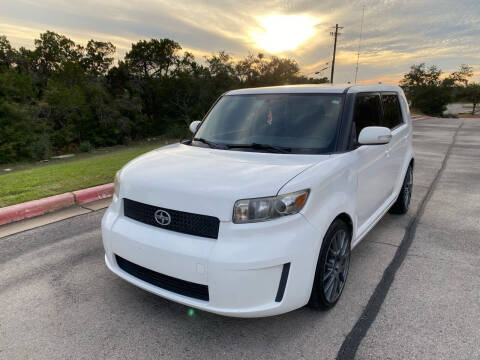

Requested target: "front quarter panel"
[{"left": 279, "top": 153, "right": 357, "bottom": 264}]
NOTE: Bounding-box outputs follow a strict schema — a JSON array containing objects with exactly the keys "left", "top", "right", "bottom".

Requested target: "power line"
[
  {"left": 330, "top": 24, "right": 343, "bottom": 84},
  {"left": 354, "top": 6, "right": 366, "bottom": 84},
  {"left": 306, "top": 62, "right": 329, "bottom": 76}
]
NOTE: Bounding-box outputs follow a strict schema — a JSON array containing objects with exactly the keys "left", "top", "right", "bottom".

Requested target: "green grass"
[{"left": 0, "top": 141, "right": 175, "bottom": 207}]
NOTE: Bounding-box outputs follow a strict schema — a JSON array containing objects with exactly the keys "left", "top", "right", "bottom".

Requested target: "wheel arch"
[
  {"left": 334, "top": 212, "right": 354, "bottom": 248},
  {"left": 335, "top": 212, "right": 353, "bottom": 234}
]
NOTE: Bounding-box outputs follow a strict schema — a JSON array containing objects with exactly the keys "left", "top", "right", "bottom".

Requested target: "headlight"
[
  {"left": 233, "top": 189, "right": 310, "bottom": 224},
  {"left": 114, "top": 171, "right": 121, "bottom": 198}
]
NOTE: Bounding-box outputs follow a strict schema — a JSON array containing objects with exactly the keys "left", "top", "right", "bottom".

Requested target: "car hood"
[{"left": 119, "top": 143, "right": 330, "bottom": 221}]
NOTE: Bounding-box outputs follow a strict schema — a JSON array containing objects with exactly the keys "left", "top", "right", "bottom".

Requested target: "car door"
[
  {"left": 353, "top": 93, "right": 391, "bottom": 228},
  {"left": 381, "top": 92, "right": 408, "bottom": 195}
]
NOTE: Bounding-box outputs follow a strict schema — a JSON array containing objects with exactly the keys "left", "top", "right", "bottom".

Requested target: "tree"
[
  {"left": 235, "top": 53, "right": 302, "bottom": 87},
  {"left": 0, "top": 101, "right": 38, "bottom": 163},
  {"left": 0, "top": 69, "right": 37, "bottom": 102},
  {"left": 400, "top": 63, "right": 450, "bottom": 116},
  {"left": 0, "top": 32, "right": 366, "bottom": 163},
  {"left": 0, "top": 35, "right": 16, "bottom": 69},
  {"left": 14, "top": 47, "right": 37, "bottom": 74},
  {"left": 83, "top": 40, "right": 115, "bottom": 76},
  {"left": 167, "top": 52, "right": 210, "bottom": 128},
  {"left": 235, "top": 53, "right": 264, "bottom": 86},
  {"left": 205, "top": 51, "right": 238, "bottom": 96},
  {"left": 34, "top": 31, "right": 84, "bottom": 77},
  {"left": 448, "top": 64, "right": 474, "bottom": 86},
  {"left": 400, "top": 63, "right": 442, "bottom": 89},
  {"left": 460, "top": 83, "right": 480, "bottom": 115},
  {"left": 257, "top": 56, "right": 300, "bottom": 85},
  {"left": 125, "top": 39, "right": 181, "bottom": 78},
  {"left": 106, "top": 61, "right": 131, "bottom": 95}
]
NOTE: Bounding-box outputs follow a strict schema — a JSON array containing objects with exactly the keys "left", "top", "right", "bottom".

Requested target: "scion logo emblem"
[{"left": 154, "top": 209, "right": 171, "bottom": 226}]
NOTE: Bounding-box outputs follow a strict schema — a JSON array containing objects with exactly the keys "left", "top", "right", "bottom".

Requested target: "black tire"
[
  {"left": 308, "top": 219, "right": 351, "bottom": 310},
  {"left": 389, "top": 164, "right": 413, "bottom": 215}
]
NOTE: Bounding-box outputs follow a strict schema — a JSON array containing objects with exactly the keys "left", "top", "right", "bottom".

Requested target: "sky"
[{"left": 2, "top": 0, "right": 479, "bottom": 84}]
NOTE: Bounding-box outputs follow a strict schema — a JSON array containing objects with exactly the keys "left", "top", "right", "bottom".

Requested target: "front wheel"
[
  {"left": 308, "top": 219, "right": 351, "bottom": 310},
  {"left": 389, "top": 164, "right": 413, "bottom": 215}
]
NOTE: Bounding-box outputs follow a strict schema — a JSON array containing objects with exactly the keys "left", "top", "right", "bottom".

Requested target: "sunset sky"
[{"left": 2, "top": 0, "right": 479, "bottom": 84}]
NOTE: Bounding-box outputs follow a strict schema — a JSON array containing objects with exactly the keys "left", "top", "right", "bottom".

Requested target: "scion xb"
[{"left": 102, "top": 84, "right": 414, "bottom": 317}]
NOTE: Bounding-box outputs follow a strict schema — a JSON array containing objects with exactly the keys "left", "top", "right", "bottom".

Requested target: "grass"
[{"left": 0, "top": 140, "right": 175, "bottom": 207}]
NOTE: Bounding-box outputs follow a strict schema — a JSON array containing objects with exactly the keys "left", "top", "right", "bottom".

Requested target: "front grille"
[
  {"left": 123, "top": 198, "right": 220, "bottom": 239},
  {"left": 115, "top": 255, "right": 209, "bottom": 301}
]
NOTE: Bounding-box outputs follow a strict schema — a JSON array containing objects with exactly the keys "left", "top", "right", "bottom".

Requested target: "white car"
[{"left": 102, "top": 84, "right": 414, "bottom": 317}]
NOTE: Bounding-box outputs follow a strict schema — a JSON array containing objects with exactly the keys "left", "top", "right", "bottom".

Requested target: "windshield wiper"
[
  {"left": 193, "top": 137, "right": 228, "bottom": 149},
  {"left": 226, "top": 143, "right": 291, "bottom": 153}
]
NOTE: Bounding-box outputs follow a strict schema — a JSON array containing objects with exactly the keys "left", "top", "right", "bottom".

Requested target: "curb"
[
  {"left": 411, "top": 115, "right": 428, "bottom": 121},
  {"left": 0, "top": 183, "right": 114, "bottom": 226},
  {"left": 73, "top": 183, "right": 115, "bottom": 205}
]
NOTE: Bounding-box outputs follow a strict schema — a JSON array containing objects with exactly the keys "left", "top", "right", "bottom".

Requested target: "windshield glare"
[{"left": 194, "top": 94, "right": 343, "bottom": 153}]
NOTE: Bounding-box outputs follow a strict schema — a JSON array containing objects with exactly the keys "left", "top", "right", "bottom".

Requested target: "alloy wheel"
[
  {"left": 403, "top": 167, "right": 413, "bottom": 207},
  {"left": 323, "top": 229, "right": 350, "bottom": 303}
]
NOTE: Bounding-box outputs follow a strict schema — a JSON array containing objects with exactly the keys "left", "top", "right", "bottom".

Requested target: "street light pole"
[{"left": 330, "top": 24, "right": 343, "bottom": 84}]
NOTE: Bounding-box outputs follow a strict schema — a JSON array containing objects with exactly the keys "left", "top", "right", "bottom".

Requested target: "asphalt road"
[{"left": 1, "top": 117, "right": 479, "bottom": 360}]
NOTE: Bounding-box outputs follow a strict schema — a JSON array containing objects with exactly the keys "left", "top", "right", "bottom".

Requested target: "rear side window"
[
  {"left": 382, "top": 94, "right": 403, "bottom": 129},
  {"left": 353, "top": 94, "right": 382, "bottom": 140}
]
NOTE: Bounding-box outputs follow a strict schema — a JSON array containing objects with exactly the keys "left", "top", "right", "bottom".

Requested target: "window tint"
[
  {"left": 195, "top": 94, "right": 343, "bottom": 153},
  {"left": 353, "top": 94, "right": 382, "bottom": 139},
  {"left": 382, "top": 94, "right": 403, "bottom": 129}
]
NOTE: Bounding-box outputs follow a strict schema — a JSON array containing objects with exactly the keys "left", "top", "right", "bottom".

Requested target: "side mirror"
[
  {"left": 189, "top": 120, "right": 201, "bottom": 134},
  {"left": 358, "top": 126, "right": 392, "bottom": 145}
]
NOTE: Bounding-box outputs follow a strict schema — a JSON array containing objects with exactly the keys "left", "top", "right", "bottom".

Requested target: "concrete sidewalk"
[{"left": 0, "top": 198, "right": 112, "bottom": 238}]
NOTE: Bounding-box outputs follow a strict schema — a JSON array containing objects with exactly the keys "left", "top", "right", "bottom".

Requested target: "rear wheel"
[
  {"left": 389, "top": 164, "right": 413, "bottom": 215},
  {"left": 308, "top": 219, "right": 351, "bottom": 310}
]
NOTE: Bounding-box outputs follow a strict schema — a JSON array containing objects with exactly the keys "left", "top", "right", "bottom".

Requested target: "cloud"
[{"left": 1, "top": 0, "right": 479, "bottom": 83}]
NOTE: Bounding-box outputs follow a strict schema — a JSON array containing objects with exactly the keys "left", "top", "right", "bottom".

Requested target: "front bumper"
[{"left": 102, "top": 197, "right": 320, "bottom": 317}]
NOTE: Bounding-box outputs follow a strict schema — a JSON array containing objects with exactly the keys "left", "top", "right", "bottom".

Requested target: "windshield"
[{"left": 193, "top": 94, "right": 343, "bottom": 154}]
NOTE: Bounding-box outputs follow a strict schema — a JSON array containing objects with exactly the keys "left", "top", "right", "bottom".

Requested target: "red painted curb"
[
  {"left": 73, "top": 183, "right": 114, "bottom": 205},
  {"left": 0, "top": 193, "right": 75, "bottom": 226},
  {"left": 0, "top": 183, "right": 115, "bottom": 226}
]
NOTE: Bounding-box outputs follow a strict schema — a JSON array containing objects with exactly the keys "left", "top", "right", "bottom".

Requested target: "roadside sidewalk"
[{"left": 0, "top": 197, "right": 112, "bottom": 238}]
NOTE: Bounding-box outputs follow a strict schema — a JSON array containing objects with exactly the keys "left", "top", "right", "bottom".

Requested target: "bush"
[
  {"left": 164, "top": 122, "right": 189, "bottom": 139},
  {"left": 79, "top": 141, "right": 93, "bottom": 153},
  {"left": 0, "top": 101, "right": 38, "bottom": 163},
  {"left": 31, "top": 136, "right": 52, "bottom": 161},
  {"left": 122, "top": 136, "right": 132, "bottom": 145},
  {"left": 411, "top": 86, "right": 451, "bottom": 116}
]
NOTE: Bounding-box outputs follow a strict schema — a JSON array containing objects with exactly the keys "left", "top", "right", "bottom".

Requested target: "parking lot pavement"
[
  {"left": 355, "top": 118, "right": 480, "bottom": 360},
  {"left": 0, "top": 117, "right": 478, "bottom": 359}
]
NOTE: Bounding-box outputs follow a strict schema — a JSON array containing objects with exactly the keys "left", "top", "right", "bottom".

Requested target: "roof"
[{"left": 225, "top": 84, "right": 402, "bottom": 95}]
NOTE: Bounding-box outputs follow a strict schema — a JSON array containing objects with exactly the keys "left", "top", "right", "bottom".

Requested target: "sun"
[{"left": 251, "top": 14, "right": 318, "bottom": 53}]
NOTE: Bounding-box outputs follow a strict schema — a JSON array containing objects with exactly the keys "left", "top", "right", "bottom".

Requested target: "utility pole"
[
  {"left": 354, "top": 6, "right": 365, "bottom": 84},
  {"left": 330, "top": 24, "right": 343, "bottom": 84}
]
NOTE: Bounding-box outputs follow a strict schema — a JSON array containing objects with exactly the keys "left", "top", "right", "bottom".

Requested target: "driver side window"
[{"left": 353, "top": 94, "right": 382, "bottom": 141}]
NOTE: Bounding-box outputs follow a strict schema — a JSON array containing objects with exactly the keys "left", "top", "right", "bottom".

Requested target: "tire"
[
  {"left": 308, "top": 219, "right": 351, "bottom": 310},
  {"left": 389, "top": 164, "right": 413, "bottom": 215}
]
